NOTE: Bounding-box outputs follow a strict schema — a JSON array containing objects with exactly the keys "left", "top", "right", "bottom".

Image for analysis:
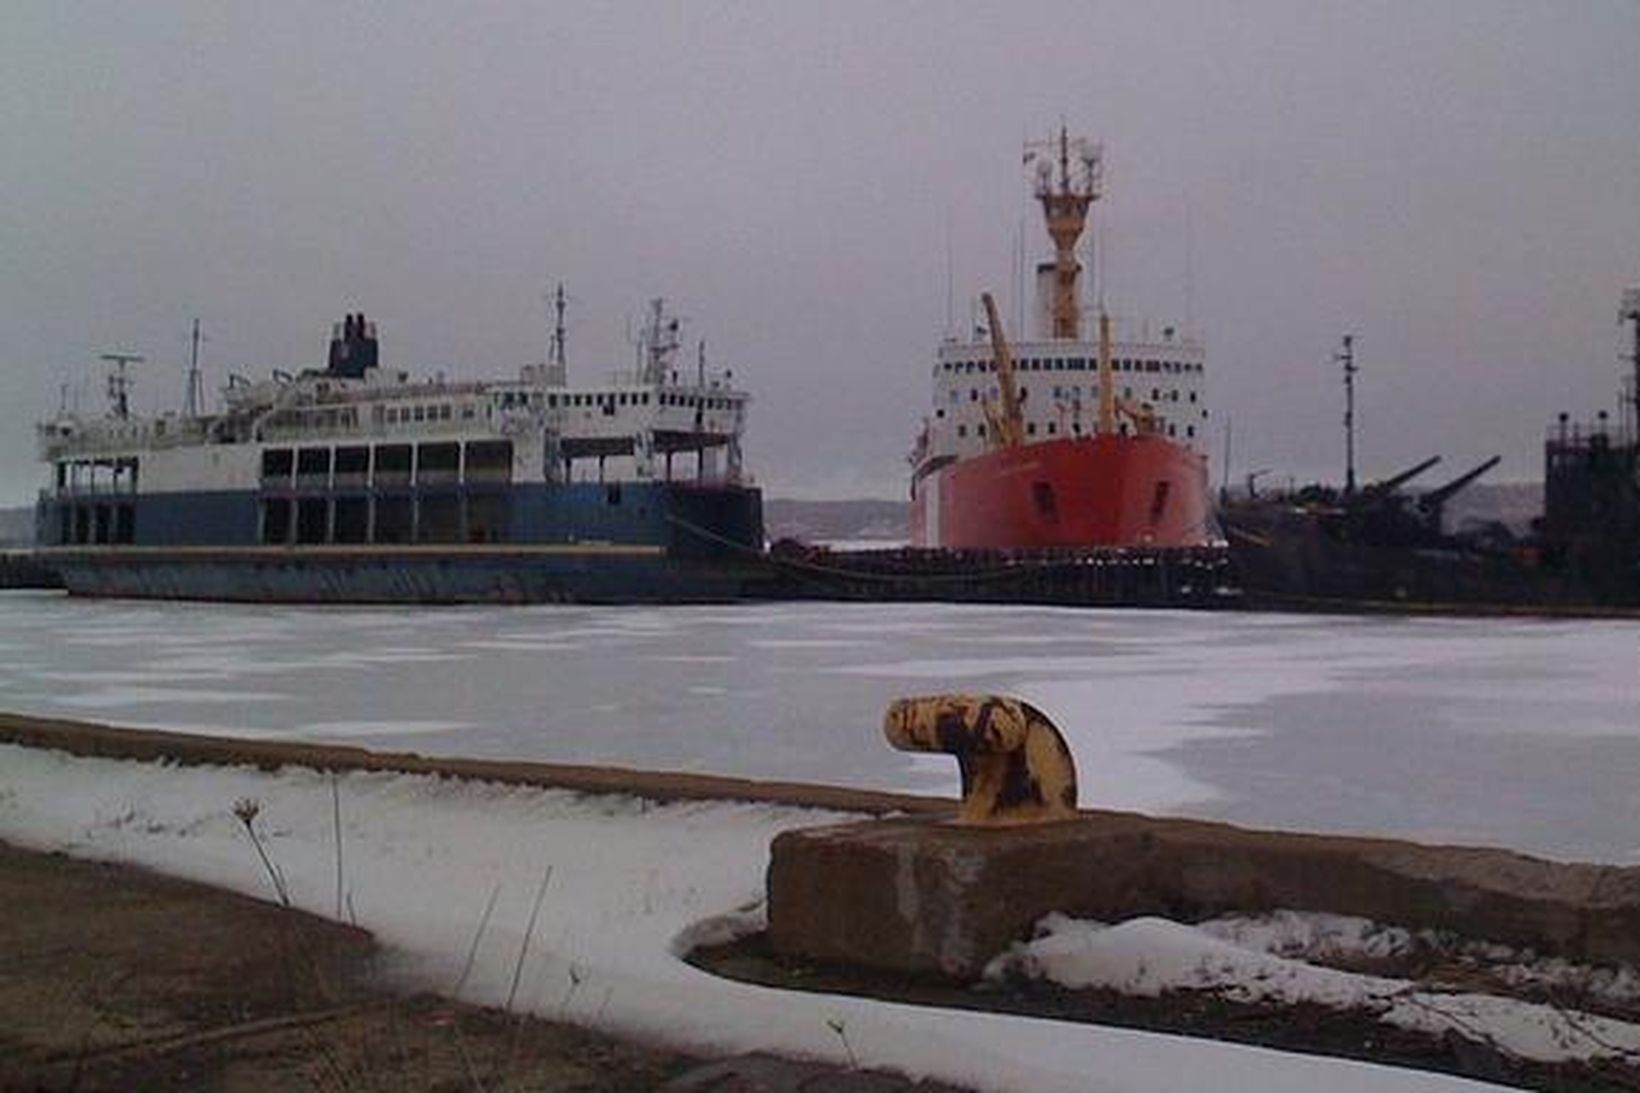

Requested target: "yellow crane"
[{"left": 979, "top": 292, "right": 1026, "bottom": 450}]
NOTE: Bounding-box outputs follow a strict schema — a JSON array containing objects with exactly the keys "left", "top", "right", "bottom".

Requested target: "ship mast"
[
  {"left": 1026, "top": 126, "right": 1103, "bottom": 340},
  {"left": 1337, "top": 334, "right": 1358, "bottom": 496},
  {"left": 1622, "top": 287, "right": 1640, "bottom": 444},
  {"left": 185, "top": 318, "right": 203, "bottom": 418},
  {"left": 550, "top": 283, "right": 568, "bottom": 370}
]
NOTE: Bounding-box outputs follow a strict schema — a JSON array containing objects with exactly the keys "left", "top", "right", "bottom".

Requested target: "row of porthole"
[
  {"left": 954, "top": 386, "right": 1199, "bottom": 405},
  {"left": 940, "top": 358, "right": 1203, "bottom": 376},
  {"left": 947, "top": 420, "right": 1200, "bottom": 441}
]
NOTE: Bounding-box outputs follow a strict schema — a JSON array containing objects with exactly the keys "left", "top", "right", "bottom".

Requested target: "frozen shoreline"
[{"left": 0, "top": 724, "right": 1586, "bottom": 1092}]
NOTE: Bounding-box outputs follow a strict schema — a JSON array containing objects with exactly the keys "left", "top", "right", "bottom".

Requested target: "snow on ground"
[
  {"left": 990, "top": 913, "right": 1640, "bottom": 1065},
  {"left": 0, "top": 743, "right": 1510, "bottom": 1093}
]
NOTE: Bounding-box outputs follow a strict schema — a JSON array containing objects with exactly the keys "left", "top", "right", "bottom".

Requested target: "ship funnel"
[{"left": 328, "top": 312, "right": 380, "bottom": 378}]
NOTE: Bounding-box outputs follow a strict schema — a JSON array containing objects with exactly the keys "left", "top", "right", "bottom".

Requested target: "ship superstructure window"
[
  {"left": 416, "top": 442, "right": 459, "bottom": 485},
  {"left": 261, "top": 448, "right": 294, "bottom": 486},
  {"left": 464, "top": 440, "right": 513, "bottom": 484},
  {"left": 334, "top": 446, "right": 369, "bottom": 487},
  {"left": 297, "top": 447, "right": 331, "bottom": 488},
  {"left": 375, "top": 444, "right": 412, "bottom": 486}
]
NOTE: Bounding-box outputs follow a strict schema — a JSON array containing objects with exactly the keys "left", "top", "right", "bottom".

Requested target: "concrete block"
[{"left": 767, "top": 811, "right": 1640, "bottom": 979}]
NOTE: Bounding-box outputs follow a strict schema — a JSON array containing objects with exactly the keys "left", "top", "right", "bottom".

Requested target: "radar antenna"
[
  {"left": 1023, "top": 125, "right": 1103, "bottom": 339},
  {"left": 100, "top": 351, "right": 144, "bottom": 420}
]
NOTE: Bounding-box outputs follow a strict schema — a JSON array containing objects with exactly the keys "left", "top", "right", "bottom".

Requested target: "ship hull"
[
  {"left": 911, "top": 435, "right": 1210, "bottom": 550},
  {"left": 38, "top": 544, "right": 768, "bottom": 604},
  {"left": 36, "top": 481, "right": 767, "bottom": 604}
]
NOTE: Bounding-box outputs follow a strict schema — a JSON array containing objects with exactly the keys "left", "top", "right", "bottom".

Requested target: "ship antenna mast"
[
  {"left": 185, "top": 318, "right": 204, "bottom": 417},
  {"left": 1024, "top": 125, "right": 1103, "bottom": 340},
  {"left": 1337, "top": 334, "right": 1358, "bottom": 496},
  {"left": 1622, "top": 287, "right": 1640, "bottom": 444},
  {"left": 100, "top": 351, "right": 144, "bottom": 420},
  {"left": 551, "top": 283, "right": 568, "bottom": 369}
]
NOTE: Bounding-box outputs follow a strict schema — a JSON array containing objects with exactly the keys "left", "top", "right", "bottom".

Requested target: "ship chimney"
[{"left": 327, "top": 312, "right": 380, "bottom": 378}]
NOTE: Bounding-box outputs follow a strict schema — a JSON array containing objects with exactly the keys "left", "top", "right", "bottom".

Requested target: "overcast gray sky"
[{"left": 4, "top": 1, "right": 1639, "bottom": 506}]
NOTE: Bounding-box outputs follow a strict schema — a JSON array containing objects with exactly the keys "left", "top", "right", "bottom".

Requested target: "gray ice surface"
[{"left": 1, "top": 591, "right": 1636, "bottom": 863}]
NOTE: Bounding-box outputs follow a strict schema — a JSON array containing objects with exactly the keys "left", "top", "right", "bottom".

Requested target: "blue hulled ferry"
[{"left": 34, "top": 297, "right": 765, "bottom": 602}]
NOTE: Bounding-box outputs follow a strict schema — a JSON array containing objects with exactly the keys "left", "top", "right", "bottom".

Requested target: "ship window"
[
  {"left": 1149, "top": 480, "right": 1171, "bottom": 522},
  {"left": 1047, "top": 421, "right": 1057, "bottom": 435},
  {"left": 374, "top": 496, "right": 413, "bottom": 543},
  {"left": 1032, "top": 481, "right": 1058, "bottom": 521},
  {"left": 467, "top": 493, "right": 510, "bottom": 543},
  {"left": 970, "top": 389, "right": 978, "bottom": 401},
  {"left": 334, "top": 446, "right": 369, "bottom": 484},
  {"left": 977, "top": 424, "right": 986, "bottom": 438},
  {"left": 416, "top": 442, "right": 460, "bottom": 484},
  {"left": 261, "top": 498, "right": 292, "bottom": 544},
  {"left": 297, "top": 447, "right": 331, "bottom": 487},
  {"left": 464, "top": 439, "right": 513, "bottom": 484},
  {"left": 957, "top": 425, "right": 967, "bottom": 437},
  {"left": 1027, "top": 422, "right": 1037, "bottom": 436},
  {"left": 462, "top": 404, "right": 475, "bottom": 419},
  {"left": 261, "top": 448, "right": 294, "bottom": 483},
  {"left": 548, "top": 394, "right": 558, "bottom": 408},
  {"left": 413, "top": 405, "right": 426, "bottom": 422},
  {"left": 374, "top": 444, "right": 412, "bottom": 485},
  {"left": 1186, "top": 425, "right": 1196, "bottom": 439},
  {"left": 419, "top": 493, "right": 461, "bottom": 544},
  {"left": 935, "top": 409, "right": 945, "bottom": 418},
  {"left": 296, "top": 498, "right": 328, "bottom": 544},
  {"left": 333, "top": 497, "right": 369, "bottom": 544},
  {"left": 440, "top": 404, "right": 452, "bottom": 420},
  {"left": 1189, "top": 391, "right": 1197, "bottom": 403}
]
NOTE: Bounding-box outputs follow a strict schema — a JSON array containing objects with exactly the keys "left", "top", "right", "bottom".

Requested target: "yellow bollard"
[{"left": 883, "top": 695, "right": 1078, "bottom": 825}]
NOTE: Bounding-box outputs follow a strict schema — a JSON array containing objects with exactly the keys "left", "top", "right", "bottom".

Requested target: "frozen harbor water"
[{"left": 1, "top": 590, "right": 1636, "bottom": 863}]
